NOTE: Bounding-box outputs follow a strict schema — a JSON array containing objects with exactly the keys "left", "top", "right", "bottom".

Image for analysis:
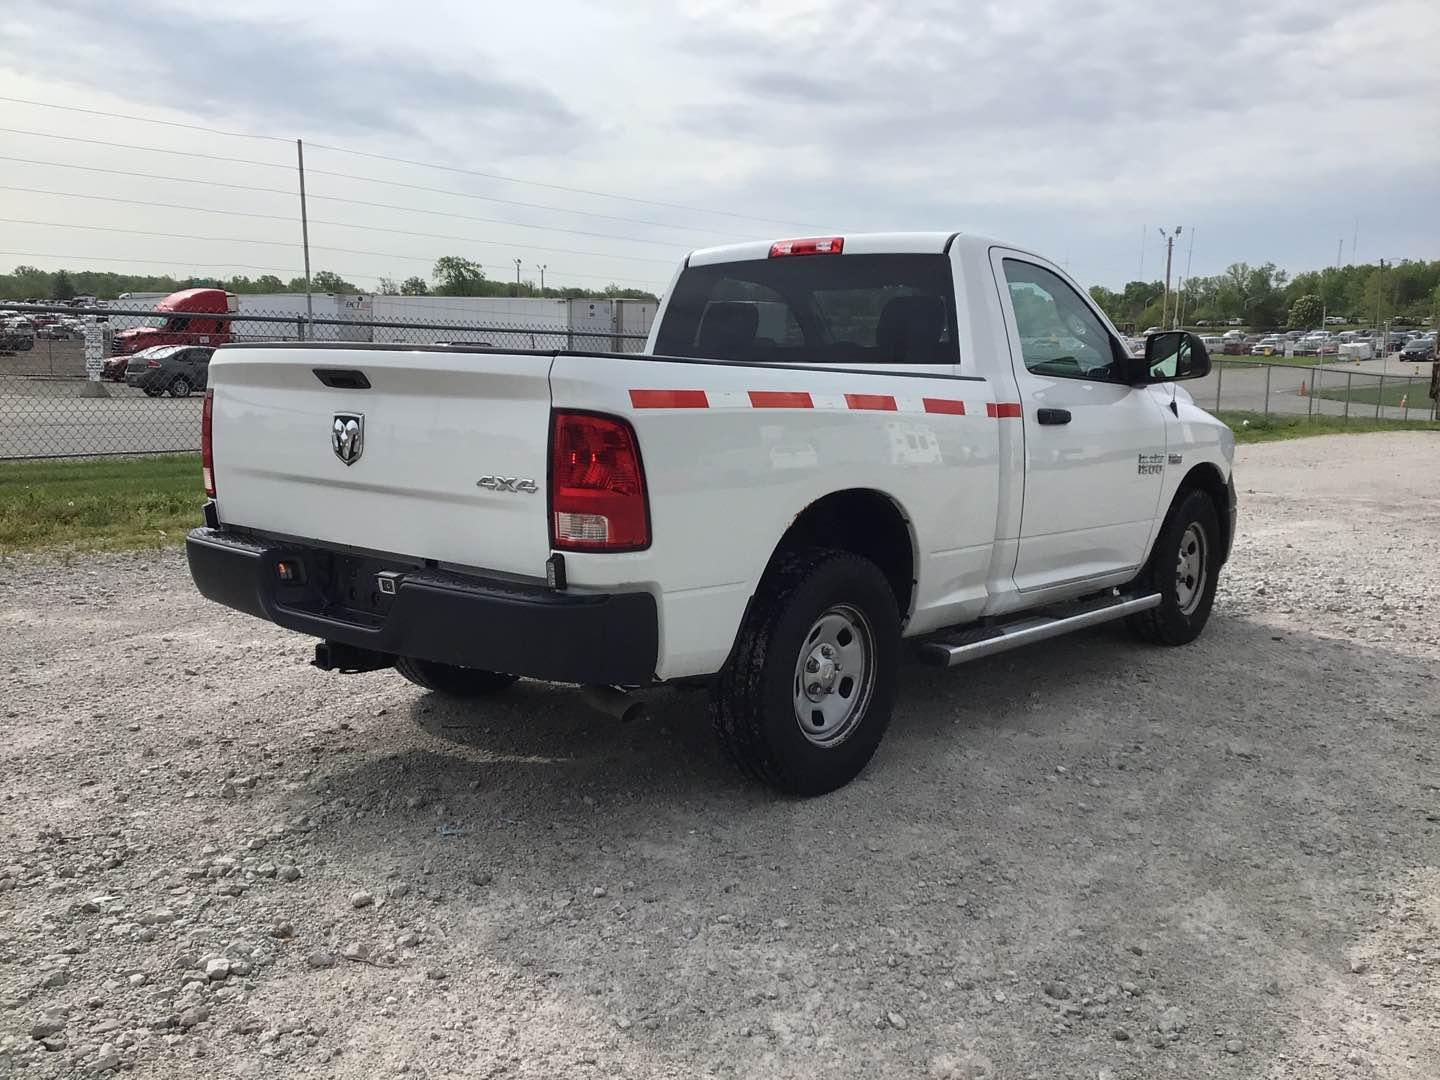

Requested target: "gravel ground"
[{"left": 2, "top": 431, "right": 1437, "bottom": 1079}]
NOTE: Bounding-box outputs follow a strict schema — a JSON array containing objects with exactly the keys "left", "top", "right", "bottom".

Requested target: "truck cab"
[{"left": 111, "top": 288, "right": 238, "bottom": 359}]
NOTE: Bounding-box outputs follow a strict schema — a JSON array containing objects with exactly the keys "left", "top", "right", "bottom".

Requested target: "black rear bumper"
[{"left": 185, "top": 527, "right": 658, "bottom": 685}]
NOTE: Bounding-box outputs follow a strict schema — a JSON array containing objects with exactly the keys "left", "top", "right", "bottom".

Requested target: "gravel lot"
[{"left": 2, "top": 432, "right": 1437, "bottom": 1079}]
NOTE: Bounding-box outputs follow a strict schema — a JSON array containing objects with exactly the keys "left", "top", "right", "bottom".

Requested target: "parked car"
[
  {"left": 1251, "top": 336, "right": 1283, "bottom": 356},
  {"left": 1399, "top": 337, "right": 1436, "bottom": 362},
  {"left": 0, "top": 320, "right": 36, "bottom": 353},
  {"left": 186, "top": 231, "right": 1235, "bottom": 795},
  {"left": 123, "top": 345, "right": 214, "bottom": 397},
  {"left": 1222, "top": 338, "right": 1249, "bottom": 355}
]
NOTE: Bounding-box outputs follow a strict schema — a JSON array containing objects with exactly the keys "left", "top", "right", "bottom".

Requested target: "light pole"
[
  {"left": 514, "top": 258, "right": 523, "bottom": 296},
  {"left": 1157, "top": 226, "right": 1181, "bottom": 330},
  {"left": 536, "top": 264, "right": 547, "bottom": 292}
]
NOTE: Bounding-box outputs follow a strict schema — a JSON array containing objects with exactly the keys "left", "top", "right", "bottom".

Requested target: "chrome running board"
[{"left": 916, "top": 593, "right": 1162, "bottom": 667}]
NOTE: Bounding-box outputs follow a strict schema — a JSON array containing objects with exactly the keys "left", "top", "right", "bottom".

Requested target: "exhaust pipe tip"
[{"left": 581, "top": 685, "right": 648, "bottom": 724}]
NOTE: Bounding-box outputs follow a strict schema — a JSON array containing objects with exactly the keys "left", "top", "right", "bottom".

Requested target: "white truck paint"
[{"left": 189, "top": 232, "right": 1235, "bottom": 794}]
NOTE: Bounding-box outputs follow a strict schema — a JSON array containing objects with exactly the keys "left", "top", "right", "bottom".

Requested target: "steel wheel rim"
[
  {"left": 792, "top": 603, "right": 876, "bottom": 748},
  {"left": 1175, "top": 523, "right": 1208, "bottom": 616}
]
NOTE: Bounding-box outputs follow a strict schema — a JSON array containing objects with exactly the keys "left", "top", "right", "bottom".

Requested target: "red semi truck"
[{"left": 104, "top": 288, "right": 238, "bottom": 379}]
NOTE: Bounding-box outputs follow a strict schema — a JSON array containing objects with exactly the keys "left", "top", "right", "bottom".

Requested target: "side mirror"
[{"left": 1140, "top": 331, "right": 1211, "bottom": 383}]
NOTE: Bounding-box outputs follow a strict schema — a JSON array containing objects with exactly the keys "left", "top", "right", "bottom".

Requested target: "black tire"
[
  {"left": 711, "top": 548, "right": 901, "bottom": 796},
  {"left": 168, "top": 376, "right": 192, "bottom": 398},
  {"left": 1128, "top": 487, "right": 1221, "bottom": 645},
  {"left": 394, "top": 657, "right": 518, "bottom": 697}
]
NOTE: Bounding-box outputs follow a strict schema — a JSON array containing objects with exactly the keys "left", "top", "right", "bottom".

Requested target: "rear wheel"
[
  {"left": 168, "top": 376, "right": 192, "bottom": 398},
  {"left": 394, "top": 657, "right": 518, "bottom": 697},
  {"left": 1128, "top": 488, "right": 1221, "bottom": 645},
  {"left": 712, "top": 548, "right": 900, "bottom": 796}
]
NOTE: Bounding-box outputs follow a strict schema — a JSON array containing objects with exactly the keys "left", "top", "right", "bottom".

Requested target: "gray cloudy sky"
[{"left": 1, "top": 0, "right": 1436, "bottom": 294}]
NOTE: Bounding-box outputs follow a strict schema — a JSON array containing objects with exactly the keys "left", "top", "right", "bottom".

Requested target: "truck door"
[{"left": 990, "top": 251, "right": 1169, "bottom": 591}]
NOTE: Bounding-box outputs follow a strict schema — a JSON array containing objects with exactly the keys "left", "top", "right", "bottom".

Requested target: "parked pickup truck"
[{"left": 187, "top": 233, "right": 1236, "bottom": 795}]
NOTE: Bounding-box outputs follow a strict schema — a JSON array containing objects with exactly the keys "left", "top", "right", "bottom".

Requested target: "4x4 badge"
[{"left": 477, "top": 475, "right": 538, "bottom": 494}]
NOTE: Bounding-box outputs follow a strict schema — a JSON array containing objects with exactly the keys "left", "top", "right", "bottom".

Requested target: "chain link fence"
[
  {"left": 0, "top": 302, "right": 648, "bottom": 460},
  {"left": 1195, "top": 358, "right": 1440, "bottom": 424},
  {"left": 1, "top": 304, "right": 1435, "bottom": 460}
]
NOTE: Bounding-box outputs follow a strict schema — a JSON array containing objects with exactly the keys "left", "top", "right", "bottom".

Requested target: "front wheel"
[
  {"left": 1128, "top": 488, "right": 1221, "bottom": 645},
  {"left": 711, "top": 549, "right": 900, "bottom": 796},
  {"left": 168, "top": 376, "right": 192, "bottom": 398},
  {"left": 394, "top": 657, "right": 518, "bottom": 697}
]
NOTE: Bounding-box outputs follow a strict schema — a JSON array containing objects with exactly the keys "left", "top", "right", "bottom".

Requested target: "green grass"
[
  {"left": 1217, "top": 410, "right": 1440, "bottom": 444},
  {"left": 0, "top": 454, "right": 204, "bottom": 553},
  {"left": 1311, "top": 379, "right": 1436, "bottom": 409}
]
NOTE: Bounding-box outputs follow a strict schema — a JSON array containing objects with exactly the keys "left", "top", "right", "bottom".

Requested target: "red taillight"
[
  {"left": 146, "top": 358, "right": 161, "bottom": 368},
  {"left": 769, "top": 236, "right": 844, "bottom": 258},
  {"left": 201, "top": 389, "right": 216, "bottom": 497},
  {"left": 549, "top": 412, "right": 649, "bottom": 551}
]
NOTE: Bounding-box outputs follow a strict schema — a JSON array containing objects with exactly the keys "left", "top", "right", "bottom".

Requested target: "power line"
[
  {"left": 0, "top": 127, "right": 746, "bottom": 239},
  {"left": 0, "top": 186, "right": 680, "bottom": 265},
  {"left": 0, "top": 156, "right": 696, "bottom": 250},
  {"left": 0, "top": 218, "right": 666, "bottom": 286},
  {"left": 304, "top": 142, "right": 825, "bottom": 230},
  {"left": 0, "top": 93, "right": 821, "bottom": 230},
  {"left": 0, "top": 95, "right": 290, "bottom": 142}
]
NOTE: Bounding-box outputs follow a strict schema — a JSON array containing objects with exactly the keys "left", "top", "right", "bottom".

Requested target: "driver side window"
[{"left": 1003, "top": 259, "right": 1120, "bottom": 380}]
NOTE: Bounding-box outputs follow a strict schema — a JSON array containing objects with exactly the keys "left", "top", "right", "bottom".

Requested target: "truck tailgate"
[{"left": 210, "top": 347, "right": 552, "bottom": 578}]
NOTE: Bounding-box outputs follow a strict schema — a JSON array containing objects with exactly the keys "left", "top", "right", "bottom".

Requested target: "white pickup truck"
[{"left": 188, "top": 233, "right": 1235, "bottom": 795}]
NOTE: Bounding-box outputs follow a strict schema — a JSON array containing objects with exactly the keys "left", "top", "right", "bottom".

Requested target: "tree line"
[
  {"left": 0, "top": 258, "right": 658, "bottom": 304},
  {"left": 1089, "top": 258, "right": 1440, "bottom": 331}
]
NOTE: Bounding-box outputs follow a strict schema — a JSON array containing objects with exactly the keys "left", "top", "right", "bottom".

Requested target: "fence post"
[
  {"left": 1214, "top": 361, "right": 1223, "bottom": 411},
  {"left": 1307, "top": 363, "right": 1316, "bottom": 420},
  {"left": 1263, "top": 364, "right": 1271, "bottom": 419},
  {"left": 296, "top": 317, "right": 306, "bottom": 343},
  {"left": 1375, "top": 371, "right": 1384, "bottom": 420},
  {"left": 1344, "top": 372, "right": 1353, "bottom": 419},
  {"left": 1403, "top": 378, "right": 1410, "bottom": 419}
]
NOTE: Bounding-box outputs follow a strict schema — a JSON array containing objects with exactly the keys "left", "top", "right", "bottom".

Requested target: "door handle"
[{"left": 1036, "top": 408, "right": 1072, "bottom": 425}]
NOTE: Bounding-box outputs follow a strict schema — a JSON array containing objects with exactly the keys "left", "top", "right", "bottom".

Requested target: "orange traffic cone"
[
  {"left": 1299, "top": 380, "right": 1307, "bottom": 397},
  {"left": 1399, "top": 394, "right": 1407, "bottom": 410}
]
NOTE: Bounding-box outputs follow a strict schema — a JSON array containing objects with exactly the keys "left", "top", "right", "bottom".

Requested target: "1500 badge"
[{"left": 1137, "top": 453, "right": 1166, "bottom": 476}]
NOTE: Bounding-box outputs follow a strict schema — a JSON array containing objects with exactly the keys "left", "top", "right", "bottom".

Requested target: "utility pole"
[
  {"left": 514, "top": 258, "right": 523, "bottom": 296},
  {"left": 296, "top": 139, "right": 314, "bottom": 337},
  {"left": 1157, "top": 226, "right": 1181, "bottom": 329},
  {"left": 1375, "top": 258, "right": 1385, "bottom": 332},
  {"left": 536, "top": 264, "right": 547, "bottom": 292}
]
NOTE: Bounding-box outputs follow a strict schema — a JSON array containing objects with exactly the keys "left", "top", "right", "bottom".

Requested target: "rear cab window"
[{"left": 654, "top": 254, "right": 960, "bottom": 367}]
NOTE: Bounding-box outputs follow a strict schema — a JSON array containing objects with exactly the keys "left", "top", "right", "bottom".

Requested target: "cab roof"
[{"left": 687, "top": 231, "right": 1006, "bottom": 267}]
